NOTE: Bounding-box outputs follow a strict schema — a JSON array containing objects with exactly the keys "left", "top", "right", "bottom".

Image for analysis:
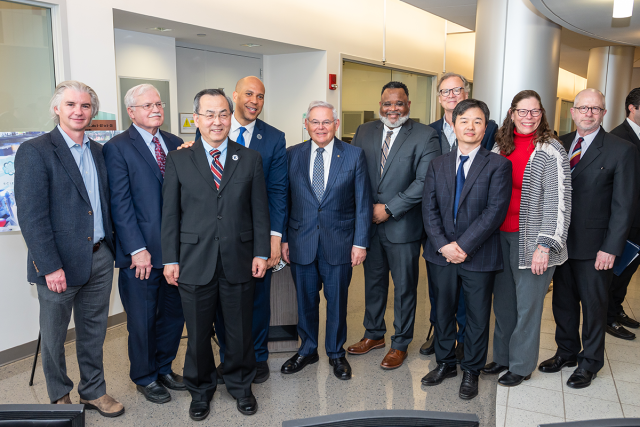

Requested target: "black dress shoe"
[
  {"left": 481, "top": 362, "right": 508, "bottom": 375},
  {"left": 455, "top": 342, "right": 464, "bottom": 364},
  {"left": 607, "top": 322, "right": 636, "bottom": 340},
  {"left": 419, "top": 336, "right": 435, "bottom": 355},
  {"left": 136, "top": 381, "right": 171, "bottom": 404},
  {"left": 421, "top": 363, "right": 457, "bottom": 386},
  {"left": 254, "top": 361, "right": 270, "bottom": 384},
  {"left": 538, "top": 354, "right": 577, "bottom": 373},
  {"left": 329, "top": 356, "right": 352, "bottom": 380},
  {"left": 566, "top": 368, "right": 596, "bottom": 389},
  {"left": 236, "top": 393, "right": 258, "bottom": 415},
  {"left": 189, "top": 400, "right": 210, "bottom": 421},
  {"left": 459, "top": 370, "right": 479, "bottom": 400},
  {"left": 498, "top": 371, "right": 531, "bottom": 387},
  {"left": 617, "top": 310, "right": 640, "bottom": 329},
  {"left": 216, "top": 364, "right": 225, "bottom": 384},
  {"left": 158, "top": 372, "right": 187, "bottom": 391},
  {"left": 281, "top": 352, "right": 319, "bottom": 374}
]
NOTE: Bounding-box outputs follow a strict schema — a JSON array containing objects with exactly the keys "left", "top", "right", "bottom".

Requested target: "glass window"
[
  {"left": 0, "top": 1, "right": 55, "bottom": 132},
  {"left": 558, "top": 100, "right": 575, "bottom": 137}
]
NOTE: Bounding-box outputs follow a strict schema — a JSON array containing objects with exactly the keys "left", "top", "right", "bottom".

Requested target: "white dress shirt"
[
  {"left": 456, "top": 144, "right": 481, "bottom": 178},
  {"left": 569, "top": 128, "right": 599, "bottom": 159},
  {"left": 381, "top": 124, "right": 402, "bottom": 150},
  {"left": 309, "top": 139, "right": 334, "bottom": 187},
  {"left": 627, "top": 118, "right": 640, "bottom": 141},
  {"left": 230, "top": 114, "right": 256, "bottom": 147}
]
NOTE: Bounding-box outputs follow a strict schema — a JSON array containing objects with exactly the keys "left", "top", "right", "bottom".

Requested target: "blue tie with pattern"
[
  {"left": 454, "top": 155, "right": 469, "bottom": 221},
  {"left": 312, "top": 147, "right": 325, "bottom": 202},
  {"left": 236, "top": 126, "right": 247, "bottom": 146}
]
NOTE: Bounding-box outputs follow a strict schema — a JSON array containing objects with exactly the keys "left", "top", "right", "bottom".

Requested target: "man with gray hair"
[
  {"left": 103, "top": 84, "right": 186, "bottom": 404},
  {"left": 14, "top": 81, "right": 124, "bottom": 416}
]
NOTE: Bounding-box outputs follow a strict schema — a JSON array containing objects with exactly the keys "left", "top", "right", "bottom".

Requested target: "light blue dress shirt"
[{"left": 57, "top": 125, "right": 104, "bottom": 243}]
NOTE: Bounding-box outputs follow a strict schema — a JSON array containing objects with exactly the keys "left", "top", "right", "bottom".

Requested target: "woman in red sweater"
[{"left": 481, "top": 90, "right": 572, "bottom": 386}]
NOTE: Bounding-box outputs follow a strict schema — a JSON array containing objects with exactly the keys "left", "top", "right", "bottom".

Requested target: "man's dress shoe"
[
  {"left": 481, "top": 362, "right": 508, "bottom": 375},
  {"left": 419, "top": 336, "right": 435, "bottom": 355},
  {"left": 158, "top": 372, "right": 187, "bottom": 391},
  {"left": 189, "top": 400, "right": 210, "bottom": 421},
  {"left": 459, "top": 370, "right": 479, "bottom": 400},
  {"left": 421, "top": 363, "right": 457, "bottom": 386},
  {"left": 607, "top": 322, "right": 636, "bottom": 340},
  {"left": 617, "top": 310, "right": 640, "bottom": 329},
  {"left": 380, "top": 348, "right": 407, "bottom": 369},
  {"left": 347, "top": 338, "right": 385, "bottom": 355},
  {"left": 538, "top": 354, "right": 577, "bottom": 373},
  {"left": 498, "top": 371, "right": 531, "bottom": 387},
  {"left": 455, "top": 341, "right": 464, "bottom": 363},
  {"left": 566, "top": 368, "right": 596, "bottom": 389},
  {"left": 237, "top": 393, "right": 258, "bottom": 415},
  {"left": 281, "top": 352, "right": 319, "bottom": 374},
  {"left": 254, "top": 361, "right": 270, "bottom": 384},
  {"left": 329, "top": 356, "right": 352, "bottom": 380},
  {"left": 136, "top": 381, "right": 171, "bottom": 404}
]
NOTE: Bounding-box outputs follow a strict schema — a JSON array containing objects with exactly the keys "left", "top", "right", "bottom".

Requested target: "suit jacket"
[
  {"left": 561, "top": 128, "right": 639, "bottom": 259},
  {"left": 351, "top": 119, "right": 439, "bottom": 243},
  {"left": 283, "top": 138, "right": 372, "bottom": 266},
  {"left": 610, "top": 120, "right": 640, "bottom": 232},
  {"left": 428, "top": 118, "right": 498, "bottom": 154},
  {"left": 161, "top": 138, "right": 270, "bottom": 285},
  {"left": 14, "top": 127, "right": 115, "bottom": 286},
  {"left": 422, "top": 146, "right": 512, "bottom": 272},
  {"left": 103, "top": 125, "right": 182, "bottom": 269}
]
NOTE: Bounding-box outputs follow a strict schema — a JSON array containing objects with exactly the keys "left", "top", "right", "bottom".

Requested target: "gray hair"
[
  {"left": 124, "top": 84, "right": 160, "bottom": 109},
  {"left": 193, "top": 88, "right": 234, "bottom": 115},
  {"left": 49, "top": 80, "right": 100, "bottom": 125},
  {"left": 574, "top": 88, "right": 606, "bottom": 110},
  {"left": 306, "top": 101, "right": 338, "bottom": 121},
  {"left": 437, "top": 72, "right": 471, "bottom": 93}
]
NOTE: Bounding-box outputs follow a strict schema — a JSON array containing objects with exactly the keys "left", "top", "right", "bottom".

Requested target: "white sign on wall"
[{"left": 180, "top": 113, "right": 196, "bottom": 134}]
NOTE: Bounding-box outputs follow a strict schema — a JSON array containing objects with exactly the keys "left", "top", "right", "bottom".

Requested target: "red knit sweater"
[{"left": 500, "top": 130, "right": 536, "bottom": 232}]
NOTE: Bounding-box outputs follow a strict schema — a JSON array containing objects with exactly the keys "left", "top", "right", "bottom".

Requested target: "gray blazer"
[
  {"left": 14, "top": 127, "right": 115, "bottom": 287},
  {"left": 352, "top": 119, "right": 439, "bottom": 243}
]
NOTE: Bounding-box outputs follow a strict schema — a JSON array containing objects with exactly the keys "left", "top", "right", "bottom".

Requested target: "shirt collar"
[
  {"left": 203, "top": 137, "right": 228, "bottom": 156},
  {"left": 311, "top": 138, "right": 334, "bottom": 155},
  {"left": 57, "top": 125, "right": 89, "bottom": 148},
  {"left": 627, "top": 118, "right": 640, "bottom": 138},
  {"left": 132, "top": 122, "right": 160, "bottom": 145},
  {"left": 231, "top": 114, "right": 256, "bottom": 135},
  {"left": 575, "top": 127, "right": 599, "bottom": 146},
  {"left": 457, "top": 144, "right": 481, "bottom": 163},
  {"left": 383, "top": 124, "right": 401, "bottom": 134}
]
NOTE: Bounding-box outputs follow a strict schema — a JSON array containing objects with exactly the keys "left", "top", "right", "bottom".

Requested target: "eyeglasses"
[
  {"left": 574, "top": 106, "right": 604, "bottom": 115},
  {"left": 130, "top": 102, "right": 165, "bottom": 111},
  {"left": 381, "top": 101, "right": 407, "bottom": 108},
  {"left": 439, "top": 87, "right": 464, "bottom": 97},
  {"left": 196, "top": 112, "right": 230, "bottom": 121},
  {"left": 514, "top": 108, "right": 542, "bottom": 117},
  {"left": 308, "top": 120, "right": 335, "bottom": 128}
]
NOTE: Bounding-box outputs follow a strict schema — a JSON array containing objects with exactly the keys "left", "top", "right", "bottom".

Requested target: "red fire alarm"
[{"left": 329, "top": 74, "right": 338, "bottom": 90}]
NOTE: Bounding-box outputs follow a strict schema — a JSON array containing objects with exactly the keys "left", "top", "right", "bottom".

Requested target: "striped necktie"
[
  {"left": 570, "top": 137, "right": 583, "bottom": 172},
  {"left": 381, "top": 130, "right": 393, "bottom": 175},
  {"left": 210, "top": 149, "right": 223, "bottom": 189}
]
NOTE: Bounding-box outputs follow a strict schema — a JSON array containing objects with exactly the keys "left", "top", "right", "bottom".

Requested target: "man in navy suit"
[
  {"left": 421, "top": 99, "right": 511, "bottom": 400},
  {"left": 281, "top": 101, "right": 372, "bottom": 380},
  {"left": 103, "top": 84, "right": 186, "bottom": 404}
]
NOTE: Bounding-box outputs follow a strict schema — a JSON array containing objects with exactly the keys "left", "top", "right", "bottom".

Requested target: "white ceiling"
[{"left": 401, "top": 0, "right": 478, "bottom": 30}]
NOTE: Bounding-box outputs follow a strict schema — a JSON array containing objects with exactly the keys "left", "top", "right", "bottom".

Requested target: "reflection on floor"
[
  {"left": 0, "top": 261, "right": 501, "bottom": 426},
  {"left": 495, "top": 275, "right": 640, "bottom": 426}
]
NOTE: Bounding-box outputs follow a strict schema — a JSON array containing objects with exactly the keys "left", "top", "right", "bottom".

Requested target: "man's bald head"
[
  {"left": 574, "top": 88, "right": 606, "bottom": 110},
  {"left": 233, "top": 76, "right": 265, "bottom": 125}
]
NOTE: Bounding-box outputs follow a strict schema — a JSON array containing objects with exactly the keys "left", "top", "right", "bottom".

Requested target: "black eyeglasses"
[
  {"left": 574, "top": 106, "right": 604, "bottom": 115},
  {"left": 439, "top": 87, "right": 464, "bottom": 97},
  {"left": 514, "top": 108, "right": 542, "bottom": 117},
  {"left": 130, "top": 102, "right": 165, "bottom": 111}
]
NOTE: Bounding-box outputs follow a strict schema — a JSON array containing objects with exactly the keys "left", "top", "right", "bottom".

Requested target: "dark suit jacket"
[
  {"left": 283, "top": 138, "right": 372, "bottom": 266},
  {"left": 610, "top": 120, "right": 640, "bottom": 232},
  {"left": 561, "top": 128, "right": 639, "bottom": 259},
  {"left": 422, "top": 146, "right": 512, "bottom": 272},
  {"left": 14, "top": 127, "right": 115, "bottom": 286},
  {"left": 429, "top": 118, "right": 498, "bottom": 153},
  {"left": 351, "top": 119, "right": 439, "bottom": 243},
  {"left": 161, "top": 138, "right": 270, "bottom": 285},
  {"left": 103, "top": 125, "right": 182, "bottom": 269}
]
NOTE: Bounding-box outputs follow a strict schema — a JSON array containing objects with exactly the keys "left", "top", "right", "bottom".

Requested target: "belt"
[{"left": 93, "top": 241, "right": 102, "bottom": 253}]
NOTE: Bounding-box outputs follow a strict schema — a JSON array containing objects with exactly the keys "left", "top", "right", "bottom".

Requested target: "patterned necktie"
[
  {"left": 570, "top": 137, "right": 583, "bottom": 172},
  {"left": 210, "top": 149, "right": 223, "bottom": 189},
  {"left": 236, "top": 126, "right": 247, "bottom": 146},
  {"left": 380, "top": 130, "right": 393, "bottom": 175},
  {"left": 312, "top": 147, "right": 325, "bottom": 202},
  {"left": 454, "top": 155, "right": 469, "bottom": 220},
  {"left": 153, "top": 136, "right": 166, "bottom": 177}
]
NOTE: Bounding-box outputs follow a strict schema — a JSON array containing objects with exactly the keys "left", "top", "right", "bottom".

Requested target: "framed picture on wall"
[{"left": 119, "top": 77, "right": 171, "bottom": 132}]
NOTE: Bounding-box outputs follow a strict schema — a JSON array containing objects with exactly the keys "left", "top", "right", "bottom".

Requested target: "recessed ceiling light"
[
  {"left": 613, "top": 0, "right": 633, "bottom": 18},
  {"left": 241, "top": 43, "right": 261, "bottom": 48},
  {"left": 197, "top": 34, "right": 206, "bottom": 37},
  {"left": 147, "top": 27, "right": 172, "bottom": 32}
]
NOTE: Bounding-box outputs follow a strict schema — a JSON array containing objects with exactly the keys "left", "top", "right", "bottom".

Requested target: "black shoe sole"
[
  {"left": 498, "top": 374, "right": 531, "bottom": 387},
  {"left": 421, "top": 370, "right": 457, "bottom": 386},
  {"left": 83, "top": 403, "right": 125, "bottom": 418},
  {"left": 189, "top": 409, "right": 210, "bottom": 421},
  {"left": 237, "top": 403, "right": 258, "bottom": 415},
  {"left": 281, "top": 354, "right": 320, "bottom": 374},
  {"left": 539, "top": 360, "right": 577, "bottom": 373}
]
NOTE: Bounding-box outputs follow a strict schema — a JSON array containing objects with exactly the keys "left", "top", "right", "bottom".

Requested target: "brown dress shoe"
[
  {"left": 347, "top": 337, "right": 385, "bottom": 355},
  {"left": 80, "top": 394, "right": 125, "bottom": 418},
  {"left": 55, "top": 394, "right": 71, "bottom": 404},
  {"left": 380, "top": 348, "right": 407, "bottom": 370}
]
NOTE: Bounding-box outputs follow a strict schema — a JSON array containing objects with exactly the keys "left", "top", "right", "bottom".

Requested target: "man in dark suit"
[
  {"left": 161, "top": 89, "right": 270, "bottom": 420},
  {"left": 421, "top": 99, "right": 512, "bottom": 400},
  {"left": 347, "top": 81, "right": 439, "bottom": 369},
  {"left": 606, "top": 87, "right": 640, "bottom": 340},
  {"left": 103, "top": 84, "right": 186, "bottom": 404},
  {"left": 539, "top": 89, "right": 639, "bottom": 389},
  {"left": 281, "top": 101, "right": 372, "bottom": 380},
  {"left": 14, "top": 81, "right": 124, "bottom": 417},
  {"left": 420, "top": 72, "right": 499, "bottom": 357}
]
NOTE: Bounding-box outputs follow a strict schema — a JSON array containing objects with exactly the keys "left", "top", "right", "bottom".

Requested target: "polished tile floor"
[{"left": 495, "top": 275, "right": 640, "bottom": 426}]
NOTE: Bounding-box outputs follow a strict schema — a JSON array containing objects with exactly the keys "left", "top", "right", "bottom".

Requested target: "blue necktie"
[
  {"left": 312, "top": 147, "right": 325, "bottom": 202},
  {"left": 236, "top": 126, "right": 247, "bottom": 146},
  {"left": 454, "top": 155, "right": 469, "bottom": 221}
]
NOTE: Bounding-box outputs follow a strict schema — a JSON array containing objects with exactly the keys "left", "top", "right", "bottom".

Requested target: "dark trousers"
[
  {"left": 427, "top": 261, "right": 466, "bottom": 342},
  {"left": 428, "top": 262, "right": 494, "bottom": 375},
  {"left": 178, "top": 255, "right": 256, "bottom": 402},
  {"left": 553, "top": 259, "right": 612, "bottom": 373},
  {"left": 363, "top": 226, "right": 421, "bottom": 351},
  {"left": 119, "top": 267, "right": 184, "bottom": 386},
  {"left": 291, "top": 243, "right": 352, "bottom": 359},
  {"left": 607, "top": 228, "right": 640, "bottom": 324},
  {"left": 216, "top": 269, "right": 272, "bottom": 364},
  {"left": 36, "top": 244, "right": 114, "bottom": 403}
]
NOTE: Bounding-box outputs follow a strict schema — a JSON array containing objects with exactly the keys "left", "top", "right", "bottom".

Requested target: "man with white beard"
[{"left": 347, "top": 81, "right": 440, "bottom": 369}]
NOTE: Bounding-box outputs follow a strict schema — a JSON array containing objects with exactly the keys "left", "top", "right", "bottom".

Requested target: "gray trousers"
[
  {"left": 492, "top": 231, "right": 555, "bottom": 376},
  {"left": 36, "top": 244, "right": 114, "bottom": 403}
]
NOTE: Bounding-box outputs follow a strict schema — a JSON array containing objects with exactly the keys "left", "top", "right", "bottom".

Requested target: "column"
[{"left": 473, "top": 0, "right": 561, "bottom": 127}]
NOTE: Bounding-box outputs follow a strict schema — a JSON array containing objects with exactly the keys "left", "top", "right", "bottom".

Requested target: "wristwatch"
[{"left": 384, "top": 204, "right": 392, "bottom": 216}]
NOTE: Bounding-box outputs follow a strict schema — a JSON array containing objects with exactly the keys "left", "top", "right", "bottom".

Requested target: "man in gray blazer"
[
  {"left": 14, "top": 81, "right": 124, "bottom": 417},
  {"left": 347, "top": 81, "right": 440, "bottom": 369}
]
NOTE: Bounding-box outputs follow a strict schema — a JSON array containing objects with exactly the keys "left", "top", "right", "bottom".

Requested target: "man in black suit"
[
  {"left": 606, "top": 87, "right": 640, "bottom": 340},
  {"left": 539, "top": 89, "right": 639, "bottom": 389},
  {"left": 161, "top": 89, "right": 270, "bottom": 420},
  {"left": 420, "top": 99, "right": 512, "bottom": 400}
]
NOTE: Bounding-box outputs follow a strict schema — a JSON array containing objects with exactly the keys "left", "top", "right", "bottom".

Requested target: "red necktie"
[
  {"left": 570, "top": 137, "right": 583, "bottom": 172},
  {"left": 210, "top": 150, "right": 223, "bottom": 189},
  {"left": 153, "top": 136, "right": 166, "bottom": 177}
]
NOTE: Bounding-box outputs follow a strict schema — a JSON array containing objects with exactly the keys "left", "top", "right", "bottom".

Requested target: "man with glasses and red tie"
[
  {"left": 539, "top": 88, "right": 639, "bottom": 389},
  {"left": 104, "top": 84, "right": 187, "bottom": 405}
]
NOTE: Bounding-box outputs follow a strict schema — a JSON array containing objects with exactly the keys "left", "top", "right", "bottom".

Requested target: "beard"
[{"left": 380, "top": 111, "right": 410, "bottom": 128}]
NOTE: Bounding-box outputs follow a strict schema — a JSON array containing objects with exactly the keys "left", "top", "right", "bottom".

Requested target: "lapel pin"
[
  {"left": 256, "top": 134, "right": 262, "bottom": 140},
  {"left": 337, "top": 155, "right": 340, "bottom": 158},
  {"left": 232, "top": 154, "right": 239, "bottom": 161}
]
